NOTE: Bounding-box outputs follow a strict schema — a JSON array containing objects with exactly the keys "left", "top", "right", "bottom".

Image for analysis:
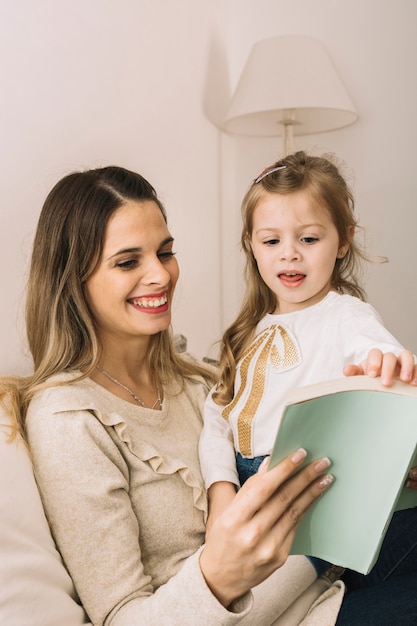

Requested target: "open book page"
[{"left": 269, "top": 376, "right": 417, "bottom": 573}]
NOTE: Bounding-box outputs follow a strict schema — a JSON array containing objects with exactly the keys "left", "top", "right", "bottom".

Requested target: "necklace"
[{"left": 96, "top": 365, "right": 162, "bottom": 410}]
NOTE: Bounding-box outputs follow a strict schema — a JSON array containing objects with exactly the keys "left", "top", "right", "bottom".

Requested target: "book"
[{"left": 268, "top": 375, "right": 417, "bottom": 574}]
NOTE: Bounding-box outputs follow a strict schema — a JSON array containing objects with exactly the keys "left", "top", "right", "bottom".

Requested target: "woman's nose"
[{"left": 143, "top": 257, "right": 171, "bottom": 285}]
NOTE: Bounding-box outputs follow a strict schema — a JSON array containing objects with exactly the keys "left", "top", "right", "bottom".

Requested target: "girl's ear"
[
  {"left": 337, "top": 225, "right": 355, "bottom": 258},
  {"left": 337, "top": 244, "right": 349, "bottom": 259}
]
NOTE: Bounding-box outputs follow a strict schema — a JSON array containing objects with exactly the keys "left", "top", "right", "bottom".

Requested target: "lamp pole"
[{"left": 279, "top": 108, "right": 299, "bottom": 156}]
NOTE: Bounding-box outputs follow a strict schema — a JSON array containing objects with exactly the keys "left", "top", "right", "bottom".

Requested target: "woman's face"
[{"left": 84, "top": 200, "right": 179, "bottom": 347}]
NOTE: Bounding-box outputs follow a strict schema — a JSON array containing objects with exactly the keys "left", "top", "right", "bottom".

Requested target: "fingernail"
[
  {"left": 318, "top": 473, "right": 334, "bottom": 489},
  {"left": 314, "top": 457, "right": 331, "bottom": 473},
  {"left": 381, "top": 376, "right": 393, "bottom": 386},
  {"left": 291, "top": 448, "right": 307, "bottom": 464},
  {"left": 258, "top": 457, "right": 270, "bottom": 472}
]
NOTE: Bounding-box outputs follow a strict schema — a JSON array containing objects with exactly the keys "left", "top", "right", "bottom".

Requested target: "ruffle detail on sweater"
[
  {"left": 109, "top": 414, "right": 208, "bottom": 518},
  {"left": 35, "top": 373, "right": 209, "bottom": 519}
]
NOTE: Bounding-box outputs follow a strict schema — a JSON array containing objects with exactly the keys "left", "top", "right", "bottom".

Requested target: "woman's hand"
[
  {"left": 344, "top": 349, "right": 417, "bottom": 386},
  {"left": 199, "top": 450, "right": 333, "bottom": 608}
]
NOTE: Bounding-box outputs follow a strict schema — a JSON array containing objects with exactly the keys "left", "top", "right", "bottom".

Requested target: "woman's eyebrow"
[
  {"left": 108, "top": 237, "right": 174, "bottom": 260},
  {"left": 108, "top": 247, "right": 142, "bottom": 259}
]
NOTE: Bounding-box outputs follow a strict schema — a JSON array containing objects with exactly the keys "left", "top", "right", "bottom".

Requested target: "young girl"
[{"left": 199, "top": 151, "right": 417, "bottom": 579}]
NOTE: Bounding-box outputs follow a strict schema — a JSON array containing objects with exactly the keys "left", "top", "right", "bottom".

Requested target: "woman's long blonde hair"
[
  {"left": 213, "top": 151, "right": 371, "bottom": 406},
  {"left": 5, "top": 166, "right": 216, "bottom": 436}
]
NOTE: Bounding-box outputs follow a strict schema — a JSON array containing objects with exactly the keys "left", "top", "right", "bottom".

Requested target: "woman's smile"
[{"left": 128, "top": 290, "right": 169, "bottom": 313}]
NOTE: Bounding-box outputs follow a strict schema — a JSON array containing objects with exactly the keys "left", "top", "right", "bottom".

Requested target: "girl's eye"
[
  {"left": 158, "top": 250, "right": 176, "bottom": 263},
  {"left": 264, "top": 238, "right": 280, "bottom": 246},
  {"left": 301, "top": 237, "right": 319, "bottom": 244}
]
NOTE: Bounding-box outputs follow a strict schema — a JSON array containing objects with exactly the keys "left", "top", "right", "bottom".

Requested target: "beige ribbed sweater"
[{"left": 26, "top": 372, "right": 344, "bottom": 625}]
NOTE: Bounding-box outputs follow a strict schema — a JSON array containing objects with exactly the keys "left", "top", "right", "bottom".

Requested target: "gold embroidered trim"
[{"left": 222, "top": 324, "right": 300, "bottom": 457}]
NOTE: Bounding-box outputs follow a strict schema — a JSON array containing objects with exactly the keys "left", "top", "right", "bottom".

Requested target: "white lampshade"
[{"left": 223, "top": 35, "right": 358, "bottom": 153}]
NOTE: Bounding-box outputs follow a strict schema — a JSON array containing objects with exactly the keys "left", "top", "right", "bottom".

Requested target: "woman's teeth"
[{"left": 131, "top": 295, "right": 167, "bottom": 308}]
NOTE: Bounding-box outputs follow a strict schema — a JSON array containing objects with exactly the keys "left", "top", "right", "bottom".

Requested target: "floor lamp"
[{"left": 222, "top": 35, "right": 358, "bottom": 155}]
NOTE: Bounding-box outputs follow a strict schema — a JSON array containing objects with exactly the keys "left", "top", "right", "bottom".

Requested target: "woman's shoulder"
[{"left": 28, "top": 371, "right": 107, "bottom": 416}]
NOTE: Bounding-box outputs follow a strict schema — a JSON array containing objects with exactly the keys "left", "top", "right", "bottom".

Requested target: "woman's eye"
[{"left": 301, "top": 237, "right": 318, "bottom": 244}]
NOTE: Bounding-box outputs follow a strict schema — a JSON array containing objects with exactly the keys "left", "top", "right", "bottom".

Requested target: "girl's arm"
[
  {"left": 199, "top": 391, "right": 241, "bottom": 491},
  {"left": 205, "top": 481, "right": 237, "bottom": 538},
  {"left": 345, "top": 348, "right": 417, "bottom": 491}
]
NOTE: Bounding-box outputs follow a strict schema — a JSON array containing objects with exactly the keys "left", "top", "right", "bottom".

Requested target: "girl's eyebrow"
[
  {"left": 108, "top": 237, "right": 174, "bottom": 260},
  {"left": 255, "top": 223, "right": 326, "bottom": 234}
]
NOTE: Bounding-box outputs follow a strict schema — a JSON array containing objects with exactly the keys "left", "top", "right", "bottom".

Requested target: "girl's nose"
[{"left": 280, "top": 240, "right": 301, "bottom": 261}]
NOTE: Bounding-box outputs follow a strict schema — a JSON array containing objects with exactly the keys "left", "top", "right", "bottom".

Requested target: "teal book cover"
[{"left": 269, "top": 376, "right": 417, "bottom": 574}]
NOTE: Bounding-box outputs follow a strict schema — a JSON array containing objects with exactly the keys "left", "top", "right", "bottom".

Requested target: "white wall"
[
  {"left": 0, "top": 0, "right": 224, "bottom": 373},
  {"left": 0, "top": 0, "right": 416, "bottom": 375}
]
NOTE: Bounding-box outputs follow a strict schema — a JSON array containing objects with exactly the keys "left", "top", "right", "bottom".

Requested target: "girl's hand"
[
  {"left": 199, "top": 450, "right": 333, "bottom": 608},
  {"left": 344, "top": 349, "right": 417, "bottom": 387}
]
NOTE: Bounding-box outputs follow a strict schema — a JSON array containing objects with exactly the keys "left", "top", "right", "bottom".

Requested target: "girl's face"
[
  {"left": 249, "top": 190, "right": 348, "bottom": 314},
  {"left": 84, "top": 200, "right": 179, "bottom": 347}
]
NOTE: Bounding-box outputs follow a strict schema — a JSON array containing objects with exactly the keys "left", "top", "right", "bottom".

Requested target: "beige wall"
[
  {"left": 0, "top": 0, "right": 416, "bottom": 374},
  {"left": 219, "top": 0, "right": 417, "bottom": 355}
]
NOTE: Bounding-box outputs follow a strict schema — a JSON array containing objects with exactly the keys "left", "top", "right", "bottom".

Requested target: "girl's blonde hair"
[
  {"left": 6, "top": 166, "right": 216, "bottom": 436},
  {"left": 214, "top": 150, "right": 370, "bottom": 406}
]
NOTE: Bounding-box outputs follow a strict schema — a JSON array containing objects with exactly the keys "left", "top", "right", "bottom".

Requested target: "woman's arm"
[
  {"left": 200, "top": 451, "right": 333, "bottom": 608},
  {"left": 27, "top": 404, "right": 333, "bottom": 625}
]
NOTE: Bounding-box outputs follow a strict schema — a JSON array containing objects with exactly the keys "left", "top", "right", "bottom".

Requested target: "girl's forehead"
[{"left": 253, "top": 190, "right": 328, "bottom": 217}]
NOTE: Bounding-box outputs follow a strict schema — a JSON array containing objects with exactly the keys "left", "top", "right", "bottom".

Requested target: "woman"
[{"left": 7, "top": 166, "right": 417, "bottom": 625}]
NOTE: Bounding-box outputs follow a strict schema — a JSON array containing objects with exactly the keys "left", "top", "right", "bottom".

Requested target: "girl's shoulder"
[{"left": 326, "top": 292, "right": 379, "bottom": 317}]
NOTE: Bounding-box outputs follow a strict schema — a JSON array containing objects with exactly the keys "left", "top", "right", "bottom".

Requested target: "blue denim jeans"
[
  {"left": 236, "top": 452, "right": 267, "bottom": 485},
  {"left": 336, "top": 507, "right": 417, "bottom": 625}
]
